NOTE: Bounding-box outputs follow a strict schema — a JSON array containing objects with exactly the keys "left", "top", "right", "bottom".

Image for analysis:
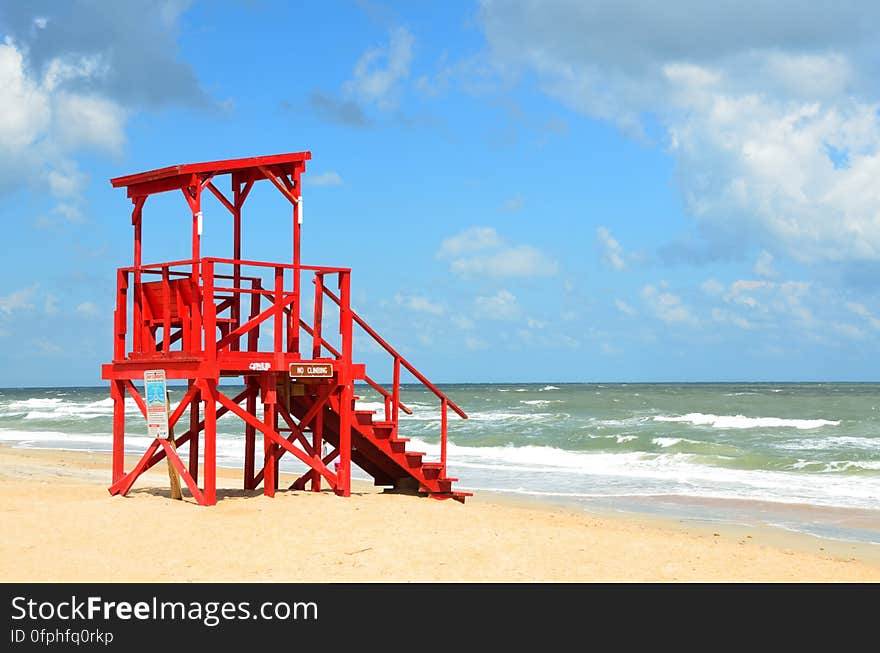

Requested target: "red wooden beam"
[
  {"left": 108, "top": 439, "right": 161, "bottom": 496},
  {"left": 258, "top": 166, "right": 299, "bottom": 205},
  {"left": 123, "top": 380, "right": 147, "bottom": 418},
  {"left": 206, "top": 181, "right": 236, "bottom": 215},
  {"left": 214, "top": 390, "right": 338, "bottom": 487},
  {"left": 158, "top": 440, "right": 205, "bottom": 505}
]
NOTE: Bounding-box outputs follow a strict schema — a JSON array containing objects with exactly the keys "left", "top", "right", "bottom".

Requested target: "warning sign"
[
  {"left": 289, "top": 363, "right": 333, "bottom": 378},
  {"left": 144, "top": 369, "right": 169, "bottom": 438}
]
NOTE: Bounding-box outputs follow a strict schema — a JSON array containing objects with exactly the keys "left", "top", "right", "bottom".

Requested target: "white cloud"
[
  {"left": 52, "top": 203, "right": 85, "bottom": 224},
  {"left": 478, "top": 2, "right": 880, "bottom": 264},
  {"left": 475, "top": 289, "right": 520, "bottom": 320},
  {"left": 0, "top": 285, "right": 36, "bottom": 314},
  {"left": 438, "top": 226, "right": 558, "bottom": 278},
  {"left": 846, "top": 302, "right": 880, "bottom": 330},
  {"left": 47, "top": 164, "right": 88, "bottom": 198},
  {"left": 306, "top": 171, "right": 344, "bottom": 186},
  {"left": 0, "top": 38, "right": 126, "bottom": 202},
  {"left": 53, "top": 92, "right": 127, "bottom": 153},
  {"left": 343, "top": 27, "right": 414, "bottom": 111},
  {"left": 711, "top": 308, "right": 754, "bottom": 330},
  {"left": 451, "top": 244, "right": 558, "bottom": 278},
  {"left": 614, "top": 299, "right": 636, "bottom": 316},
  {"left": 641, "top": 284, "right": 696, "bottom": 325},
  {"left": 721, "top": 279, "right": 815, "bottom": 329},
  {"left": 75, "top": 302, "right": 99, "bottom": 318},
  {"left": 44, "top": 294, "right": 58, "bottom": 315},
  {"left": 753, "top": 250, "right": 777, "bottom": 279},
  {"left": 451, "top": 316, "right": 475, "bottom": 330},
  {"left": 437, "top": 226, "right": 502, "bottom": 258},
  {"left": 394, "top": 293, "right": 445, "bottom": 315},
  {"left": 596, "top": 226, "right": 625, "bottom": 270},
  {"left": 700, "top": 278, "right": 725, "bottom": 295}
]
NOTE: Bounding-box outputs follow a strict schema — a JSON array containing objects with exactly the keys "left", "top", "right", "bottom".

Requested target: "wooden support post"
[
  {"left": 188, "top": 380, "right": 200, "bottom": 483},
  {"left": 312, "top": 398, "right": 323, "bottom": 492},
  {"left": 312, "top": 273, "right": 324, "bottom": 359},
  {"left": 204, "top": 259, "right": 216, "bottom": 361},
  {"left": 274, "top": 266, "right": 284, "bottom": 354},
  {"left": 291, "top": 170, "right": 301, "bottom": 355},
  {"left": 441, "top": 397, "right": 448, "bottom": 478},
  {"left": 393, "top": 357, "right": 401, "bottom": 428},
  {"left": 263, "top": 376, "right": 277, "bottom": 498},
  {"left": 336, "top": 271, "right": 353, "bottom": 497},
  {"left": 111, "top": 380, "right": 125, "bottom": 484},
  {"left": 232, "top": 181, "right": 242, "bottom": 352},
  {"left": 244, "top": 377, "right": 256, "bottom": 490},
  {"left": 163, "top": 389, "right": 183, "bottom": 500},
  {"left": 202, "top": 379, "right": 217, "bottom": 506}
]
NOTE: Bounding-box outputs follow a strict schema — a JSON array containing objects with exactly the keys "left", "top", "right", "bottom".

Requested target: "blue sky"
[{"left": 2, "top": 1, "right": 880, "bottom": 386}]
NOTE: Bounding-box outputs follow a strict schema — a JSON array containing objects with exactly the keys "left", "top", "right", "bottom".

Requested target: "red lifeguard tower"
[{"left": 101, "top": 152, "right": 469, "bottom": 505}]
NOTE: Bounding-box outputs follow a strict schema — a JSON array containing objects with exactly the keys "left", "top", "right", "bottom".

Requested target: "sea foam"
[{"left": 652, "top": 413, "right": 839, "bottom": 430}]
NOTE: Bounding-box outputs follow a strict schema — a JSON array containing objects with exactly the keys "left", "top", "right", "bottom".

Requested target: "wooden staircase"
[{"left": 288, "top": 390, "right": 471, "bottom": 503}]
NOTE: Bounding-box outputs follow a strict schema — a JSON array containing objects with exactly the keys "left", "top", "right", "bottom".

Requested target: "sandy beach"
[{"left": 0, "top": 445, "right": 878, "bottom": 582}]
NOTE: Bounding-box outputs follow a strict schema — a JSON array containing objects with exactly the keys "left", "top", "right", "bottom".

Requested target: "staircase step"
[
  {"left": 389, "top": 437, "right": 409, "bottom": 453},
  {"left": 420, "top": 478, "right": 453, "bottom": 493},
  {"left": 404, "top": 451, "right": 425, "bottom": 465},
  {"left": 428, "top": 491, "right": 472, "bottom": 504},
  {"left": 371, "top": 425, "right": 394, "bottom": 439},
  {"left": 354, "top": 410, "right": 375, "bottom": 425}
]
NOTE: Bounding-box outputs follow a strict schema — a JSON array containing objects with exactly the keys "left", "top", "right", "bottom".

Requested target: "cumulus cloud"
[
  {"left": 0, "top": 3, "right": 205, "bottom": 204},
  {"left": 0, "top": 1, "right": 209, "bottom": 108},
  {"left": 478, "top": 1, "right": 880, "bottom": 265},
  {"left": 438, "top": 226, "right": 558, "bottom": 278},
  {"left": 344, "top": 27, "right": 414, "bottom": 111},
  {"left": 312, "top": 26, "right": 414, "bottom": 125},
  {"left": 437, "top": 226, "right": 502, "bottom": 257}
]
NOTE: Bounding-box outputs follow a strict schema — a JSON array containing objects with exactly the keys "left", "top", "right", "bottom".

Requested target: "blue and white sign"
[{"left": 144, "top": 369, "right": 169, "bottom": 438}]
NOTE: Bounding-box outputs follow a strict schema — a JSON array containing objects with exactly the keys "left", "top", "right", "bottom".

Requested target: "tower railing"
[{"left": 113, "top": 255, "right": 466, "bottom": 478}]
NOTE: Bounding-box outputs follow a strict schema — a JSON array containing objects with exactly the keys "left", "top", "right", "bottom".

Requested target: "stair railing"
[{"left": 319, "top": 284, "right": 467, "bottom": 477}]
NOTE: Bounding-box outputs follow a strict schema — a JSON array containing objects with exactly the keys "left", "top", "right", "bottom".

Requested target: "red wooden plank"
[
  {"left": 108, "top": 439, "right": 161, "bottom": 496},
  {"left": 215, "top": 390, "right": 337, "bottom": 487},
  {"left": 111, "top": 152, "right": 310, "bottom": 189}
]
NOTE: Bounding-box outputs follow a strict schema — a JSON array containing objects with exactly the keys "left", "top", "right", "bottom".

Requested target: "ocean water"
[{"left": 1, "top": 382, "right": 878, "bottom": 544}]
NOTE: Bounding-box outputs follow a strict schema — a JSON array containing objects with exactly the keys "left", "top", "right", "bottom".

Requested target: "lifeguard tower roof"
[{"left": 110, "top": 151, "right": 311, "bottom": 196}]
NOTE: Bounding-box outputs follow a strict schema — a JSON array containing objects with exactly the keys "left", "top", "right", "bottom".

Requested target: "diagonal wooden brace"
[
  {"left": 215, "top": 390, "right": 338, "bottom": 488},
  {"left": 108, "top": 439, "right": 161, "bottom": 496},
  {"left": 158, "top": 439, "right": 205, "bottom": 505}
]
